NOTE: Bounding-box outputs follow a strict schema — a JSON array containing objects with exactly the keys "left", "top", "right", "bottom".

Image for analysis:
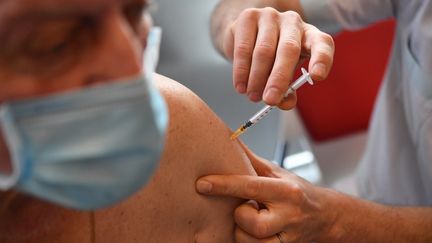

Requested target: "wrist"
[{"left": 315, "top": 188, "right": 347, "bottom": 242}]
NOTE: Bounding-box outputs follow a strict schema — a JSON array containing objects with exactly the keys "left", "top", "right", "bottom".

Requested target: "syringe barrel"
[
  {"left": 290, "top": 75, "right": 309, "bottom": 90},
  {"left": 250, "top": 105, "right": 273, "bottom": 123},
  {"left": 284, "top": 68, "right": 313, "bottom": 95}
]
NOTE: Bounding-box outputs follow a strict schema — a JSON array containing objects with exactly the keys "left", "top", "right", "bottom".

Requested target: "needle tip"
[{"left": 230, "top": 127, "right": 244, "bottom": 140}]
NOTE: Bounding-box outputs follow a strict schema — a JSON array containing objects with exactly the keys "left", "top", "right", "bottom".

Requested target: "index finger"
[
  {"left": 196, "top": 175, "right": 283, "bottom": 202},
  {"left": 303, "top": 24, "right": 335, "bottom": 81},
  {"left": 232, "top": 9, "right": 259, "bottom": 94}
]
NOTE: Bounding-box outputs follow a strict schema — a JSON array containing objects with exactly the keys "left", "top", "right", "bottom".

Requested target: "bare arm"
[{"left": 93, "top": 74, "right": 257, "bottom": 243}]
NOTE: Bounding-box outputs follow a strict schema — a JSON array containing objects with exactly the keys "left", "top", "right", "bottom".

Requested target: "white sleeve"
[{"left": 300, "top": 0, "right": 398, "bottom": 33}]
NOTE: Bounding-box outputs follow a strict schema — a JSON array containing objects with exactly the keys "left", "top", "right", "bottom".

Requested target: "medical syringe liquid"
[{"left": 231, "top": 68, "right": 313, "bottom": 140}]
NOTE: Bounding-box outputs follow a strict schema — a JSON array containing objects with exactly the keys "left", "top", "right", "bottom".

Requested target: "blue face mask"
[{"left": 0, "top": 27, "right": 168, "bottom": 210}]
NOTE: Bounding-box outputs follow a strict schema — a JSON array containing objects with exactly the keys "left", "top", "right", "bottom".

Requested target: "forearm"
[
  {"left": 211, "top": 0, "right": 303, "bottom": 55},
  {"left": 323, "top": 189, "right": 432, "bottom": 242}
]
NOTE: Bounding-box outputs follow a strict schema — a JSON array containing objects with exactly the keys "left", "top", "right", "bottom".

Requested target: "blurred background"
[{"left": 153, "top": 0, "right": 395, "bottom": 196}]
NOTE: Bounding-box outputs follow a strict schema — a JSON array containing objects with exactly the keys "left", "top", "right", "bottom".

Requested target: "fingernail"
[
  {"left": 264, "top": 88, "right": 283, "bottom": 104},
  {"left": 196, "top": 180, "right": 212, "bottom": 193},
  {"left": 248, "top": 91, "right": 261, "bottom": 102},
  {"left": 312, "top": 63, "right": 327, "bottom": 80},
  {"left": 236, "top": 83, "right": 246, "bottom": 93}
]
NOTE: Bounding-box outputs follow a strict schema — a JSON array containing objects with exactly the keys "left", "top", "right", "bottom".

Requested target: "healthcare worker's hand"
[
  {"left": 196, "top": 145, "right": 337, "bottom": 242},
  {"left": 219, "top": 7, "right": 335, "bottom": 109}
]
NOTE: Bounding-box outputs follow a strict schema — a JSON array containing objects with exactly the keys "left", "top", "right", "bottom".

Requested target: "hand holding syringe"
[{"left": 230, "top": 68, "right": 314, "bottom": 139}]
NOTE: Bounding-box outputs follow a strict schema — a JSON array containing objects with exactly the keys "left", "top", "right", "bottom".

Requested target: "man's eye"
[
  {"left": 0, "top": 17, "right": 96, "bottom": 76},
  {"left": 4, "top": 21, "right": 76, "bottom": 58},
  {"left": 26, "top": 32, "right": 73, "bottom": 56}
]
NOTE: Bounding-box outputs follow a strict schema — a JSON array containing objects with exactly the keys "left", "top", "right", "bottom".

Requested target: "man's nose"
[{"left": 83, "top": 8, "right": 144, "bottom": 84}]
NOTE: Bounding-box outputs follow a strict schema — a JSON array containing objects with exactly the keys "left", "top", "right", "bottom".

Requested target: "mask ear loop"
[
  {"left": 0, "top": 105, "right": 22, "bottom": 190},
  {"left": 142, "top": 26, "right": 162, "bottom": 83}
]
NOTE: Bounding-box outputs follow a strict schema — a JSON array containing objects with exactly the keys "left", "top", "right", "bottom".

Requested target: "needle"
[{"left": 230, "top": 68, "right": 314, "bottom": 140}]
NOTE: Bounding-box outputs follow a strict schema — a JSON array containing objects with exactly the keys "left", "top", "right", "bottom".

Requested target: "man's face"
[{"left": 0, "top": 0, "right": 151, "bottom": 103}]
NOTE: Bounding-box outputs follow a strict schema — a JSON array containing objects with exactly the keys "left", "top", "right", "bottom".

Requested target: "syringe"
[{"left": 230, "top": 68, "right": 314, "bottom": 140}]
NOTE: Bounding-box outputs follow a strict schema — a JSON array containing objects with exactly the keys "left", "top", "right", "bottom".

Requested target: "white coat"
[{"left": 301, "top": 0, "right": 432, "bottom": 205}]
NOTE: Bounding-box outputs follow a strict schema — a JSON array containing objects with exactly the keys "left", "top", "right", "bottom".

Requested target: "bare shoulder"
[
  {"left": 153, "top": 73, "right": 194, "bottom": 99},
  {"left": 153, "top": 73, "right": 200, "bottom": 106},
  {"left": 94, "top": 74, "right": 256, "bottom": 243},
  {"left": 153, "top": 73, "right": 254, "bottom": 174},
  {"left": 153, "top": 73, "right": 217, "bottom": 127}
]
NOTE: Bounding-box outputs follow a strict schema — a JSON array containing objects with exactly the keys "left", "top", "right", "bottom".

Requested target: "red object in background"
[{"left": 295, "top": 20, "right": 396, "bottom": 142}]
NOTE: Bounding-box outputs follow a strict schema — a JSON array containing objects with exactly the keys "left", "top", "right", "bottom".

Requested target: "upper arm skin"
[{"left": 94, "top": 74, "right": 257, "bottom": 243}]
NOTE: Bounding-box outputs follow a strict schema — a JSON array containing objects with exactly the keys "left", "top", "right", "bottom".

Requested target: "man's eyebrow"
[
  {"left": 1, "top": 0, "right": 145, "bottom": 20},
  {"left": 0, "top": 0, "right": 135, "bottom": 32},
  {"left": 1, "top": 0, "right": 122, "bottom": 16}
]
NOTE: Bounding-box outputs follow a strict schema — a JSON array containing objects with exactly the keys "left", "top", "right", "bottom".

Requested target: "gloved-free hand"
[
  {"left": 221, "top": 7, "right": 335, "bottom": 110},
  {"left": 196, "top": 144, "right": 336, "bottom": 242}
]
